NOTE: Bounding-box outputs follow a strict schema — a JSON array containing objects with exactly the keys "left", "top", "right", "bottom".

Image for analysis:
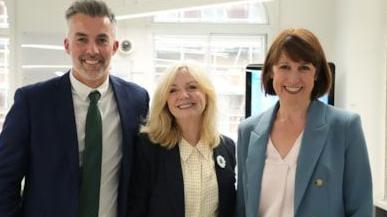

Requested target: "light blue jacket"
[{"left": 236, "top": 100, "right": 373, "bottom": 217}]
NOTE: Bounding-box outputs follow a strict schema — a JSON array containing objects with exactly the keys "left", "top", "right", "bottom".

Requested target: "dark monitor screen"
[{"left": 245, "top": 63, "right": 335, "bottom": 118}]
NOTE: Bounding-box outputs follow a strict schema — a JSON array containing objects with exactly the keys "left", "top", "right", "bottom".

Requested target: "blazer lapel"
[
  {"left": 110, "top": 76, "right": 137, "bottom": 217},
  {"left": 294, "top": 101, "right": 329, "bottom": 215},
  {"left": 110, "top": 76, "right": 130, "bottom": 149},
  {"left": 213, "top": 145, "right": 231, "bottom": 217},
  {"left": 245, "top": 104, "right": 278, "bottom": 217},
  {"left": 164, "top": 146, "right": 185, "bottom": 217},
  {"left": 53, "top": 72, "right": 79, "bottom": 175}
]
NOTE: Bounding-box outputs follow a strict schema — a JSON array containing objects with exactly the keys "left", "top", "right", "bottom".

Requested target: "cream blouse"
[
  {"left": 258, "top": 132, "right": 303, "bottom": 217},
  {"left": 179, "top": 138, "right": 219, "bottom": 217}
]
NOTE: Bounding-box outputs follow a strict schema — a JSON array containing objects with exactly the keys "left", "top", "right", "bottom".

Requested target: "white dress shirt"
[
  {"left": 70, "top": 72, "right": 122, "bottom": 217},
  {"left": 179, "top": 138, "right": 219, "bottom": 217},
  {"left": 258, "top": 132, "right": 303, "bottom": 217}
]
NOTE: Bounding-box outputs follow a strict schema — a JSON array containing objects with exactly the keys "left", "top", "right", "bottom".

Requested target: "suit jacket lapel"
[
  {"left": 294, "top": 101, "right": 329, "bottom": 215},
  {"left": 110, "top": 76, "right": 137, "bottom": 185},
  {"left": 213, "top": 145, "right": 229, "bottom": 217},
  {"left": 53, "top": 72, "right": 79, "bottom": 175},
  {"left": 110, "top": 76, "right": 130, "bottom": 148},
  {"left": 245, "top": 103, "right": 278, "bottom": 217},
  {"left": 110, "top": 76, "right": 135, "bottom": 217},
  {"left": 164, "top": 146, "right": 185, "bottom": 217}
]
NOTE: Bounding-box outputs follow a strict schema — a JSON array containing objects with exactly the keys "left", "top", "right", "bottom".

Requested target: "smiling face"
[
  {"left": 271, "top": 53, "right": 316, "bottom": 105},
  {"left": 64, "top": 13, "right": 119, "bottom": 88},
  {"left": 166, "top": 69, "right": 207, "bottom": 125}
]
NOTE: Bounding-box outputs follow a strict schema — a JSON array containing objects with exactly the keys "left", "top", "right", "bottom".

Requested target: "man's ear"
[
  {"left": 64, "top": 38, "right": 70, "bottom": 54},
  {"left": 112, "top": 40, "right": 119, "bottom": 54}
]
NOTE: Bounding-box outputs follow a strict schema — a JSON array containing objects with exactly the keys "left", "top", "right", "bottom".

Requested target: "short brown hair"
[
  {"left": 262, "top": 28, "right": 332, "bottom": 100},
  {"left": 65, "top": 0, "right": 116, "bottom": 23}
]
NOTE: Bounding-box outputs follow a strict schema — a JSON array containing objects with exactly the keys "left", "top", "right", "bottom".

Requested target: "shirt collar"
[
  {"left": 179, "top": 138, "right": 212, "bottom": 162},
  {"left": 69, "top": 69, "right": 110, "bottom": 101}
]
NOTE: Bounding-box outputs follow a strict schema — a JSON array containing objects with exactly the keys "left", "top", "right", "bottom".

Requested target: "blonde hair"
[{"left": 141, "top": 62, "right": 220, "bottom": 149}]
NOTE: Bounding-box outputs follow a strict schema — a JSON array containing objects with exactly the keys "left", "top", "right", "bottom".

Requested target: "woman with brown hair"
[{"left": 236, "top": 28, "right": 372, "bottom": 217}]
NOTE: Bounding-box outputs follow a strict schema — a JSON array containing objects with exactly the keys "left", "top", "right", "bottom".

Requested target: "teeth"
[
  {"left": 177, "top": 103, "right": 193, "bottom": 109},
  {"left": 84, "top": 60, "right": 99, "bottom": 65},
  {"left": 285, "top": 86, "right": 302, "bottom": 93}
]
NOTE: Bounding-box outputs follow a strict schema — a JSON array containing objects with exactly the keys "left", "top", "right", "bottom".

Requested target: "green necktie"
[{"left": 79, "top": 90, "right": 102, "bottom": 217}]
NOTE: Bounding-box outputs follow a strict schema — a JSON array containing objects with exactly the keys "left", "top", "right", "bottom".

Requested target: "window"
[
  {"left": 154, "top": 35, "right": 207, "bottom": 75},
  {"left": 0, "top": 0, "right": 8, "bottom": 130},
  {"left": 0, "top": 0, "right": 8, "bottom": 28}
]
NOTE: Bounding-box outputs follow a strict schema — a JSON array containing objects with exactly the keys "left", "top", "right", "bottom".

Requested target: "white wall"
[
  {"left": 278, "top": 0, "right": 337, "bottom": 57},
  {"left": 385, "top": 3, "right": 387, "bottom": 200},
  {"left": 114, "top": 19, "right": 154, "bottom": 89},
  {"left": 334, "top": 0, "right": 386, "bottom": 200}
]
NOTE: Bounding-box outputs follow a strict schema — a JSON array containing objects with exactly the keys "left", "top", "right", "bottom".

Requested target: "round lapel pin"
[{"left": 216, "top": 155, "right": 226, "bottom": 168}]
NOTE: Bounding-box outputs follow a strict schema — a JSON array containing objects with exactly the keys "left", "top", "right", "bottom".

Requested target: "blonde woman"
[{"left": 128, "top": 62, "right": 236, "bottom": 217}]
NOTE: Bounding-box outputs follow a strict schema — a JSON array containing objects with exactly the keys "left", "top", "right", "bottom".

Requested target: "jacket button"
[{"left": 314, "top": 178, "right": 324, "bottom": 187}]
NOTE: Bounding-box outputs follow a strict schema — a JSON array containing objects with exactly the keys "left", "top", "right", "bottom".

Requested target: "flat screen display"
[{"left": 245, "top": 63, "right": 335, "bottom": 117}]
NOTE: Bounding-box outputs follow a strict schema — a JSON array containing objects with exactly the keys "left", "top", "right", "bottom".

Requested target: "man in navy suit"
[{"left": 0, "top": 1, "right": 149, "bottom": 217}]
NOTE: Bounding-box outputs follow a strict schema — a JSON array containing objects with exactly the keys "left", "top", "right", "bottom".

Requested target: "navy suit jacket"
[
  {"left": 128, "top": 133, "right": 236, "bottom": 217},
  {"left": 236, "top": 100, "right": 373, "bottom": 217},
  {"left": 0, "top": 73, "right": 149, "bottom": 217}
]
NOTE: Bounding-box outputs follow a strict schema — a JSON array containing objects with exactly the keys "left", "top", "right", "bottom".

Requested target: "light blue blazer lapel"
[
  {"left": 294, "top": 100, "right": 330, "bottom": 215},
  {"left": 245, "top": 103, "right": 278, "bottom": 217}
]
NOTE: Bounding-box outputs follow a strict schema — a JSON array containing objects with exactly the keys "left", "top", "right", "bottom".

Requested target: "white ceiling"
[
  {"left": 11, "top": 0, "right": 256, "bottom": 33},
  {"left": 112, "top": 0, "right": 259, "bottom": 19}
]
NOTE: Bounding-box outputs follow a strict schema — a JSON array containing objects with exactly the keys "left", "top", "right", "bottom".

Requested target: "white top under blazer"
[{"left": 258, "top": 132, "right": 303, "bottom": 217}]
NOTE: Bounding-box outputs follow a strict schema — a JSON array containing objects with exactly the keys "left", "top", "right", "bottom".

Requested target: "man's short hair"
[{"left": 65, "top": 0, "right": 116, "bottom": 23}]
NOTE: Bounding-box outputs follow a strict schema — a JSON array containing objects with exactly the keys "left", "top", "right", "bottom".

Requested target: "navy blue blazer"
[
  {"left": 128, "top": 133, "right": 236, "bottom": 217},
  {"left": 0, "top": 73, "right": 149, "bottom": 217},
  {"left": 236, "top": 100, "right": 373, "bottom": 217}
]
